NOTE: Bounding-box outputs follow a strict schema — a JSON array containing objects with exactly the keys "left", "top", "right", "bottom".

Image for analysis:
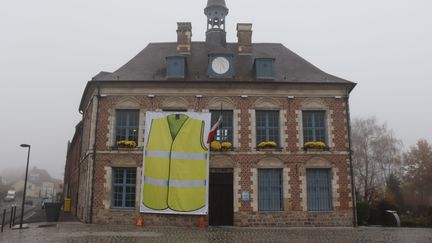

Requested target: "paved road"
[{"left": 1, "top": 222, "right": 431, "bottom": 243}]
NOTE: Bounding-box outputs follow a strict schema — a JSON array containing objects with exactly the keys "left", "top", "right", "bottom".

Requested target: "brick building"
[{"left": 64, "top": 0, "right": 356, "bottom": 226}]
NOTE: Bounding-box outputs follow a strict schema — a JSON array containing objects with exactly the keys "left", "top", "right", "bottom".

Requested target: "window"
[
  {"left": 256, "top": 110, "right": 279, "bottom": 145},
  {"left": 255, "top": 58, "right": 275, "bottom": 80},
  {"left": 115, "top": 110, "right": 139, "bottom": 144},
  {"left": 166, "top": 56, "right": 186, "bottom": 79},
  {"left": 112, "top": 167, "right": 136, "bottom": 208},
  {"left": 302, "top": 111, "right": 326, "bottom": 143},
  {"left": 258, "top": 169, "right": 283, "bottom": 211},
  {"left": 210, "top": 110, "right": 233, "bottom": 143},
  {"left": 307, "top": 169, "right": 332, "bottom": 211}
]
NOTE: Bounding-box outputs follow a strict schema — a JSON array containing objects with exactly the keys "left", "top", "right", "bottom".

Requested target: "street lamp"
[{"left": 19, "top": 144, "right": 31, "bottom": 229}]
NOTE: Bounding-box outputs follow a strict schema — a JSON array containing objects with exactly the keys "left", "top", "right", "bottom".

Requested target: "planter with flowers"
[
  {"left": 116, "top": 140, "right": 137, "bottom": 151},
  {"left": 257, "top": 141, "right": 278, "bottom": 152},
  {"left": 210, "top": 141, "right": 233, "bottom": 152},
  {"left": 303, "top": 141, "right": 328, "bottom": 152}
]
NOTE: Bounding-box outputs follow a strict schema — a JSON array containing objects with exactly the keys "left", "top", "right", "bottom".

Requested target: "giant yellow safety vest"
[{"left": 142, "top": 114, "right": 208, "bottom": 212}]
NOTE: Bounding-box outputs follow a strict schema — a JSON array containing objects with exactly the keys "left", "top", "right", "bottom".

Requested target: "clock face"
[{"left": 211, "top": 57, "right": 230, "bottom": 75}]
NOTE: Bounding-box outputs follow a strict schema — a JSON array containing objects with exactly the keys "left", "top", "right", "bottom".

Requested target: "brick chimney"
[
  {"left": 237, "top": 23, "right": 252, "bottom": 54},
  {"left": 177, "top": 22, "right": 192, "bottom": 54}
]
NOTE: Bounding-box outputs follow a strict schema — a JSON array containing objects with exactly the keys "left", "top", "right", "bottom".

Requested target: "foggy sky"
[{"left": 1, "top": 0, "right": 431, "bottom": 179}]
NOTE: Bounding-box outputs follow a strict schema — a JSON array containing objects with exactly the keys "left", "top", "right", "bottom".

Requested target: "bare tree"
[
  {"left": 351, "top": 117, "right": 403, "bottom": 202},
  {"left": 403, "top": 139, "right": 432, "bottom": 206}
]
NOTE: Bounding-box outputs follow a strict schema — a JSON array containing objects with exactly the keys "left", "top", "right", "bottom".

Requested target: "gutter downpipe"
[
  {"left": 89, "top": 87, "right": 101, "bottom": 224},
  {"left": 345, "top": 88, "right": 357, "bottom": 227}
]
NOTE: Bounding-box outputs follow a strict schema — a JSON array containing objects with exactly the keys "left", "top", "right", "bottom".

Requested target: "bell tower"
[{"left": 204, "top": 0, "right": 229, "bottom": 31}]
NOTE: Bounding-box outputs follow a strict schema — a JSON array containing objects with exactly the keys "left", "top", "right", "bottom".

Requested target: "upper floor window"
[
  {"left": 306, "top": 168, "right": 332, "bottom": 211},
  {"left": 256, "top": 110, "right": 279, "bottom": 145},
  {"left": 115, "top": 110, "right": 139, "bottom": 143},
  {"left": 255, "top": 58, "right": 275, "bottom": 80},
  {"left": 210, "top": 110, "right": 233, "bottom": 143},
  {"left": 112, "top": 167, "right": 136, "bottom": 208},
  {"left": 258, "top": 168, "right": 283, "bottom": 211},
  {"left": 166, "top": 56, "right": 186, "bottom": 79},
  {"left": 302, "top": 111, "right": 326, "bottom": 143}
]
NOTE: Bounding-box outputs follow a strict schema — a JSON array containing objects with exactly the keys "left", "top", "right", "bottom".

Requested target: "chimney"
[
  {"left": 177, "top": 22, "right": 192, "bottom": 54},
  {"left": 237, "top": 23, "right": 252, "bottom": 54}
]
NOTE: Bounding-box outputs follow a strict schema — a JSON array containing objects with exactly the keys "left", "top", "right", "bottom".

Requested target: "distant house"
[
  {"left": 64, "top": 0, "right": 356, "bottom": 227},
  {"left": 11, "top": 181, "right": 39, "bottom": 198}
]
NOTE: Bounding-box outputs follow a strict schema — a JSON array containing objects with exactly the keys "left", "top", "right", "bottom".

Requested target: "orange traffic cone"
[
  {"left": 199, "top": 216, "right": 206, "bottom": 230},
  {"left": 136, "top": 214, "right": 143, "bottom": 227}
]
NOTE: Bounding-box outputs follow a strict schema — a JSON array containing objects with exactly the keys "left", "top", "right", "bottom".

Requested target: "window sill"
[
  {"left": 110, "top": 146, "right": 143, "bottom": 151},
  {"left": 307, "top": 210, "right": 334, "bottom": 213},
  {"left": 109, "top": 207, "right": 136, "bottom": 212},
  {"left": 257, "top": 210, "right": 285, "bottom": 213}
]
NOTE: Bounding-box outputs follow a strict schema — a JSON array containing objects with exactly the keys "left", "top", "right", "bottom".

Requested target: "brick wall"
[{"left": 68, "top": 93, "right": 354, "bottom": 226}]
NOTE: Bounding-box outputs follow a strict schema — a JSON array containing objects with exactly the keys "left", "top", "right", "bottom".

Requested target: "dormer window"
[
  {"left": 166, "top": 56, "right": 186, "bottom": 79},
  {"left": 255, "top": 58, "right": 275, "bottom": 80}
]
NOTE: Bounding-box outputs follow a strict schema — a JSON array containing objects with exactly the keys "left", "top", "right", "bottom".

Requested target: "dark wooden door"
[{"left": 209, "top": 170, "right": 233, "bottom": 226}]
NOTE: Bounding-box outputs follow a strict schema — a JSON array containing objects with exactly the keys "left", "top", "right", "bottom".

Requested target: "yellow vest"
[{"left": 142, "top": 115, "right": 208, "bottom": 212}]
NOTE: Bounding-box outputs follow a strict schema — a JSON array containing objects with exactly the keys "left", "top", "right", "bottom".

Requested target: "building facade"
[{"left": 64, "top": 0, "right": 356, "bottom": 227}]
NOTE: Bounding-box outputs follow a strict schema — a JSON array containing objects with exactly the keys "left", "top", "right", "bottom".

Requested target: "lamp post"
[{"left": 19, "top": 144, "right": 31, "bottom": 229}]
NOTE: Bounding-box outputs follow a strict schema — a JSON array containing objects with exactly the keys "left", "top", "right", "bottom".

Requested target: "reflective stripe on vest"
[
  {"left": 145, "top": 150, "right": 207, "bottom": 160},
  {"left": 144, "top": 176, "right": 206, "bottom": 187}
]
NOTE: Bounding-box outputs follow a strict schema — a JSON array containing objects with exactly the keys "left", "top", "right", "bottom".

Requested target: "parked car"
[
  {"left": 41, "top": 197, "right": 53, "bottom": 209},
  {"left": 3, "top": 190, "right": 16, "bottom": 202}
]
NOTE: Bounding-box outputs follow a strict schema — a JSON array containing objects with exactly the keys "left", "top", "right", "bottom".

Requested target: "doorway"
[{"left": 209, "top": 168, "right": 233, "bottom": 226}]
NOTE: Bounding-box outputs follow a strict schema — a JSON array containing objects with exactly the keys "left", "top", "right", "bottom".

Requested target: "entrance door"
[{"left": 209, "top": 169, "right": 233, "bottom": 226}]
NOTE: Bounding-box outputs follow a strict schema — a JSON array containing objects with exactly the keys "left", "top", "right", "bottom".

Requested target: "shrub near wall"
[{"left": 356, "top": 201, "right": 371, "bottom": 226}]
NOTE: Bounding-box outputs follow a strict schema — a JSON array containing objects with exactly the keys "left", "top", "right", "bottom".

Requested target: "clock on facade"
[
  {"left": 208, "top": 55, "right": 234, "bottom": 78},
  {"left": 211, "top": 56, "right": 230, "bottom": 74}
]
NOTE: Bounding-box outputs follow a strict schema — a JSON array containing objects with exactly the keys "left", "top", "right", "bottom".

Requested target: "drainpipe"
[
  {"left": 345, "top": 88, "right": 357, "bottom": 227},
  {"left": 89, "top": 87, "right": 101, "bottom": 224}
]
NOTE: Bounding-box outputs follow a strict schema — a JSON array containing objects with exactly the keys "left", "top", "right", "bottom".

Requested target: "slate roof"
[{"left": 93, "top": 42, "right": 353, "bottom": 85}]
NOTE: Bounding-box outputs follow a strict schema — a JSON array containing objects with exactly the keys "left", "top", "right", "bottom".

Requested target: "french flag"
[{"left": 207, "top": 115, "right": 222, "bottom": 144}]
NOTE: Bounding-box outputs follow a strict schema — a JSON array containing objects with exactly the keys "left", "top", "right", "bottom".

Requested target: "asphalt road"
[{"left": 0, "top": 198, "right": 39, "bottom": 227}]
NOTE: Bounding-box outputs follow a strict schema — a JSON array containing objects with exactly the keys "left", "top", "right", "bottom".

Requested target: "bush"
[
  {"left": 368, "top": 198, "right": 399, "bottom": 226},
  {"left": 356, "top": 201, "right": 371, "bottom": 225}
]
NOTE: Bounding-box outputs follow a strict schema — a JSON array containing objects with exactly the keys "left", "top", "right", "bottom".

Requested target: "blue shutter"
[
  {"left": 307, "top": 169, "right": 332, "bottom": 211},
  {"left": 166, "top": 56, "right": 186, "bottom": 79},
  {"left": 255, "top": 58, "right": 275, "bottom": 80},
  {"left": 258, "top": 169, "right": 283, "bottom": 211}
]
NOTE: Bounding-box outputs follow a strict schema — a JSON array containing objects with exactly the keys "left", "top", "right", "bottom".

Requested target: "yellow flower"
[
  {"left": 221, "top": 141, "right": 232, "bottom": 149},
  {"left": 304, "top": 141, "right": 326, "bottom": 149},
  {"left": 210, "top": 141, "right": 222, "bottom": 151},
  {"left": 257, "top": 141, "right": 277, "bottom": 148},
  {"left": 117, "top": 140, "right": 137, "bottom": 148}
]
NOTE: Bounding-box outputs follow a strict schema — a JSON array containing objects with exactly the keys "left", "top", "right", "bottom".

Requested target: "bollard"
[
  {"left": 12, "top": 205, "right": 16, "bottom": 226},
  {"left": 1, "top": 209, "right": 6, "bottom": 232},
  {"left": 9, "top": 206, "right": 14, "bottom": 228}
]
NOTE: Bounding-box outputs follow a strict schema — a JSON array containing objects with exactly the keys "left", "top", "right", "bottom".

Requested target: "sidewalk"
[{"left": 1, "top": 222, "right": 432, "bottom": 243}]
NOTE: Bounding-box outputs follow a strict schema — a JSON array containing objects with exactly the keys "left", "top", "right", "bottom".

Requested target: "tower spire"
[{"left": 204, "top": 0, "right": 229, "bottom": 31}]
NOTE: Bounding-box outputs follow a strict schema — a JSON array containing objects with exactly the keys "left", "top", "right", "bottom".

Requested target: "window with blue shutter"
[
  {"left": 258, "top": 169, "right": 283, "bottom": 211},
  {"left": 307, "top": 169, "right": 332, "bottom": 211},
  {"left": 115, "top": 110, "right": 139, "bottom": 144},
  {"left": 210, "top": 110, "right": 233, "bottom": 143},
  {"left": 255, "top": 58, "right": 275, "bottom": 80},
  {"left": 112, "top": 167, "right": 136, "bottom": 208},
  {"left": 256, "top": 110, "right": 280, "bottom": 145},
  {"left": 302, "top": 111, "right": 326, "bottom": 143},
  {"left": 166, "top": 56, "right": 186, "bottom": 79}
]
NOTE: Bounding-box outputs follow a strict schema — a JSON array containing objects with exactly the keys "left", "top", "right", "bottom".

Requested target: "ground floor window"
[
  {"left": 307, "top": 168, "right": 332, "bottom": 211},
  {"left": 258, "top": 168, "right": 283, "bottom": 211},
  {"left": 112, "top": 167, "right": 136, "bottom": 208}
]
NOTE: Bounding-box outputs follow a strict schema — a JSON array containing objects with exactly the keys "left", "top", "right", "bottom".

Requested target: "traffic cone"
[
  {"left": 199, "top": 216, "right": 206, "bottom": 230},
  {"left": 136, "top": 214, "right": 143, "bottom": 227}
]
